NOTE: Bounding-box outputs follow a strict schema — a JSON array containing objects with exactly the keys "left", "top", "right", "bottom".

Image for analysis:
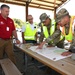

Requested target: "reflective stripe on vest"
[
  {"left": 24, "top": 22, "right": 37, "bottom": 40},
  {"left": 50, "top": 19, "right": 56, "bottom": 35},
  {"left": 60, "top": 16, "right": 75, "bottom": 42},
  {"left": 43, "top": 19, "right": 56, "bottom": 38}
]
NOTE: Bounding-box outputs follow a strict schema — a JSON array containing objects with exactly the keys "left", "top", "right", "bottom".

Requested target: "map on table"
[{"left": 29, "top": 46, "right": 71, "bottom": 61}]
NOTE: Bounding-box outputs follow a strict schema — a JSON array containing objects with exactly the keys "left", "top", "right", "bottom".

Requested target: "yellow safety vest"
[
  {"left": 43, "top": 19, "right": 56, "bottom": 38},
  {"left": 24, "top": 22, "right": 37, "bottom": 40},
  {"left": 60, "top": 16, "right": 75, "bottom": 42}
]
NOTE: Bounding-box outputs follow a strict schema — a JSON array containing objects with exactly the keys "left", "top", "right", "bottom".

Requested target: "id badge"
[{"left": 6, "top": 27, "right": 9, "bottom": 31}]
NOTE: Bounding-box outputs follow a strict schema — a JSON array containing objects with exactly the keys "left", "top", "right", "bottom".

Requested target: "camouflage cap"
[
  {"left": 56, "top": 8, "right": 69, "bottom": 22},
  {"left": 39, "top": 13, "right": 50, "bottom": 22}
]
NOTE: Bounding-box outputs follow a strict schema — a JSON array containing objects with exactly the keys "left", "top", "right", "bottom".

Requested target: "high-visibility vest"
[
  {"left": 43, "top": 19, "right": 56, "bottom": 38},
  {"left": 60, "top": 16, "right": 75, "bottom": 42},
  {"left": 24, "top": 22, "right": 37, "bottom": 40}
]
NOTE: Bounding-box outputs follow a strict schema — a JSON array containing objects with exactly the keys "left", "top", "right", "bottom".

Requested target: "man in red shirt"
[{"left": 0, "top": 4, "right": 20, "bottom": 64}]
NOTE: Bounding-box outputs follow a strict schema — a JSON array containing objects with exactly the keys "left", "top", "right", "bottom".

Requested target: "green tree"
[{"left": 13, "top": 18, "right": 25, "bottom": 28}]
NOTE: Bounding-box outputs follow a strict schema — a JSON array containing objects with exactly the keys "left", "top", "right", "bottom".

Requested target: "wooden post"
[
  {"left": 26, "top": 2, "right": 29, "bottom": 21},
  {"left": 54, "top": 7, "right": 56, "bottom": 19}
]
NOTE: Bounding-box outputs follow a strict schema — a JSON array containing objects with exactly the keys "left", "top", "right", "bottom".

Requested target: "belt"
[{"left": 0, "top": 38, "right": 11, "bottom": 41}]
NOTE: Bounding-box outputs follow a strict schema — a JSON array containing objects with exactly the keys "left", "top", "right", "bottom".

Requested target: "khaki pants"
[{"left": 0, "top": 39, "right": 16, "bottom": 64}]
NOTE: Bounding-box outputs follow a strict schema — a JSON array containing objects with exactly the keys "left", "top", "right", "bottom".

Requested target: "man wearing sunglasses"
[{"left": 22, "top": 15, "right": 37, "bottom": 44}]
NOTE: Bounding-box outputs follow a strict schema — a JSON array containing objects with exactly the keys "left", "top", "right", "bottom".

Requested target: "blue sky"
[{"left": 0, "top": 0, "right": 74, "bottom": 23}]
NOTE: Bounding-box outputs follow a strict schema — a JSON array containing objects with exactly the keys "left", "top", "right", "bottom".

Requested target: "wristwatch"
[
  {"left": 69, "top": 49, "right": 72, "bottom": 52},
  {"left": 15, "top": 38, "right": 18, "bottom": 40}
]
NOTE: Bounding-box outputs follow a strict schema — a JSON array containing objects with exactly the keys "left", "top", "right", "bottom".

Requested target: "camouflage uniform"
[
  {"left": 39, "top": 22, "right": 57, "bottom": 43},
  {"left": 39, "top": 13, "right": 57, "bottom": 46},
  {"left": 45, "top": 29, "right": 66, "bottom": 48},
  {"left": 39, "top": 13, "right": 51, "bottom": 43},
  {"left": 39, "top": 9, "right": 70, "bottom": 48}
]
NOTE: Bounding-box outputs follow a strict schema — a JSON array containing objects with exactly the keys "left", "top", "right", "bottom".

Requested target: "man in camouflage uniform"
[
  {"left": 37, "top": 8, "right": 75, "bottom": 54},
  {"left": 39, "top": 13, "right": 51, "bottom": 43},
  {"left": 38, "top": 13, "right": 58, "bottom": 46}
]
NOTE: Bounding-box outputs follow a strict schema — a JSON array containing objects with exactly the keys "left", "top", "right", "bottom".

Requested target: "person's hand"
[
  {"left": 61, "top": 51, "right": 72, "bottom": 56},
  {"left": 16, "top": 39, "right": 20, "bottom": 44},
  {"left": 23, "top": 40, "right": 26, "bottom": 44},
  {"left": 37, "top": 41, "right": 46, "bottom": 49},
  {"left": 37, "top": 44, "right": 43, "bottom": 49}
]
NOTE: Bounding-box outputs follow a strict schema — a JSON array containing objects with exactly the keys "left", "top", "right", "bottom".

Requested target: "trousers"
[{"left": 0, "top": 39, "right": 16, "bottom": 64}]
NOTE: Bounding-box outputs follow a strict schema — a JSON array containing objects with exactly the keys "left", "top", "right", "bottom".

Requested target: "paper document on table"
[
  {"left": 29, "top": 46, "right": 40, "bottom": 52},
  {"left": 29, "top": 46, "right": 71, "bottom": 61}
]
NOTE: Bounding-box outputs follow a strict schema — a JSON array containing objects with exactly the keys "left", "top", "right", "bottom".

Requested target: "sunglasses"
[{"left": 28, "top": 18, "right": 33, "bottom": 20}]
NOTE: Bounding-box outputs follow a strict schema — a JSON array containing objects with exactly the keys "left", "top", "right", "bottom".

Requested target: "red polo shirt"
[{"left": 0, "top": 14, "right": 15, "bottom": 39}]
